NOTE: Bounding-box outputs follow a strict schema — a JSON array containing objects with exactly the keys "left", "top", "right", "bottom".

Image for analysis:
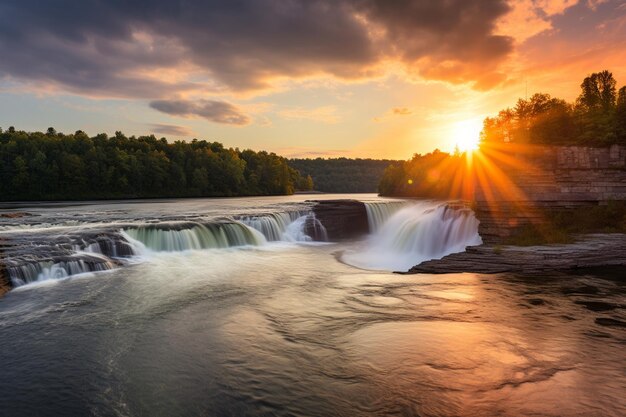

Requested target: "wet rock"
[
  {"left": 574, "top": 300, "right": 620, "bottom": 312},
  {"left": 528, "top": 298, "right": 546, "bottom": 306},
  {"left": 595, "top": 317, "right": 626, "bottom": 328},
  {"left": 309, "top": 200, "right": 369, "bottom": 240},
  {"left": 0, "top": 239, "right": 10, "bottom": 297},
  {"left": 0, "top": 212, "right": 32, "bottom": 218},
  {"left": 405, "top": 234, "right": 626, "bottom": 274},
  {"left": 0, "top": 265, "right": 10, "bottom": 298},
  {"left": 562, "top": 285, "right": 600, "bottom": 295}
]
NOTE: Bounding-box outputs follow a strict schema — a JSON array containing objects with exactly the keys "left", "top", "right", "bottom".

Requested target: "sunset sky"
[{"left": 1, "top": 0, "right": 625, "bottom": 159}]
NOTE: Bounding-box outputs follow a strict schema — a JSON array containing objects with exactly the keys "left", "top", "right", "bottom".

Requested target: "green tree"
[
  {"left": 577, "top": 70, "right": 616, "bottom": 112},
  {"left": 616, "top": 86, "right": 626, "bottom": 142}
]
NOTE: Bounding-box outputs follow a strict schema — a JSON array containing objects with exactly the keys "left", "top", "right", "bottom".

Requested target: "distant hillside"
[{"left": 288, "top": 158, "right": 400, "bottom": 193}]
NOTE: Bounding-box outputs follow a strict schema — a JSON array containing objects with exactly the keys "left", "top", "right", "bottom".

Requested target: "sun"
[{"left": 451, "top": 118, "right": 483, "bottom": 152}]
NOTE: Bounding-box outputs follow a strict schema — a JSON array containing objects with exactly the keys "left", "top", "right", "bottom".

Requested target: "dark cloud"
[
  {"left": 150, "top": 123, "right": 193, "bottom": 136},
  {"left": 150, "top": 99, "right": 250, "bottom": 125},
  {"left": 518, "top": 0, "right": 626, "bottom": 87},
  {"left": 0, "top": 0, "right": 514, "bottom": 96}
]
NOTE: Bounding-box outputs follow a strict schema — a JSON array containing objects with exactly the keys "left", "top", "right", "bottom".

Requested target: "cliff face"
[{"left": 474, "top": 144, "right": 626, "bottom": 243}]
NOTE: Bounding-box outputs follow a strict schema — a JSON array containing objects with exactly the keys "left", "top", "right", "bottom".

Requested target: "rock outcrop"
[
  {"left": 0, "top": 238, "right": 10, "bottom": 297},
  {"left": 406, "top": 234, "right": 626, "bottom": 274},
  {"left": 474, "top": 144, "right": 626, "bottom": 243},
  {"left": 309, "top": 200, "right": 369, "bottom": 240}
]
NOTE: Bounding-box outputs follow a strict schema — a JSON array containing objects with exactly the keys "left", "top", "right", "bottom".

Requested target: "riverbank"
[{"left": 406, "top": 233, "right": 626, "bottom": 274}]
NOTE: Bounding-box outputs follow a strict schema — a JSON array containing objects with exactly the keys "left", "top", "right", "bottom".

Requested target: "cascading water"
[
  {"left": 342, "top": 202, "right": 482, "bottom": 271},
  {"left": 123, "top": 211, "right": 326, "bottom": 252},
  {"left": 0, "top": 208, "right": 326, "bottom": 289},
  {"left": 239, "top": 212, "right": 299, "bottom": 241},
  {"left": 6, "top": 253, "right": 116, "bottom": 286},
  {"left": 364, "top": 201, "right": 408, "bottom": 232},
  {"left": 123, "top": 222, "right": 267, "bottom": 252}
]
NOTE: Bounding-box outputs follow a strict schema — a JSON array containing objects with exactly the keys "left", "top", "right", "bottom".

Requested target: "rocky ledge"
[
  {"left": 309, "top": 199, "right": 369, "bottom": 240},
  {"left": 405, "top": 233, "right": 626, "bottom": 274},
  {"left": 0, "top": 269, "right": 9, "bottom": 298},
  {"left": 0, "top": 237, "right": 8, "bottom": 297}
]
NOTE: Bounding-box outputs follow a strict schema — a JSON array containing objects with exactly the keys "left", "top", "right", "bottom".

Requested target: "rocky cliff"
[{"left": 474, "top": 144, "right": 626, "bottom": 243}]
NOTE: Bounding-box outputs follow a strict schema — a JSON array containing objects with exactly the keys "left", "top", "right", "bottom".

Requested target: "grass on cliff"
[{"left": 505, "top": 201, "right": 626, "bottom": 246}]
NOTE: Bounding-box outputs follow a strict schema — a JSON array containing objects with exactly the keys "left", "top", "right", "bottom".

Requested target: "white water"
[
  {"left": 343, "top": 201, "right": 482, "bottom": 271},
  {"left": 123, "top": 212, "right": 325, "bottom": 253},
  {"left": 4, "top": 209, "right": 327, "bottom": 286},
  {"left": 364, "top": 201, "right": 407, "bottom": 232},
  {"left": 239, "top": 212, "right": 301, "bottom": 241},
  {"left": 7, "top": 253, "right": 116, "bottom": 285},
  {"left": 123, "top": 222, "right": 267, "bottom": 252},
  {"left": 2, "top": 196, "right": 481, "bottom": 287}
]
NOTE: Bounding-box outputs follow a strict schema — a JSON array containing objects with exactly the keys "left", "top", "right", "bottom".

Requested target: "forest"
[
  {"left": 288, "top": 158, "right": 399, "bottom": 193},
  {"left": 0, "top": 129, "right": 313, "bottom": 201},
  {"left": 377, "top": 150, "right": 469, "bottom": 198},
  {"left": 379, "top": 70, "right": 626, "bottom": 198},
  {"left": 481, "top": 70, "right": 626, "bottom": 145}
]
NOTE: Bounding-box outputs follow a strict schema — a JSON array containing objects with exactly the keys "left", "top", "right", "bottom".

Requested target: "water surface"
[{"left": 1, "top": 195, "right": 624, "bottom": 416}]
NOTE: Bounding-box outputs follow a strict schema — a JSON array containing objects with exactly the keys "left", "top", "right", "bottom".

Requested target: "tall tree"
[
  {"left": 577, "top": 70, "right": 617, "bottom": 112},
  {"left": 616, "top": 86, "right": 626, "bottom": 142}
]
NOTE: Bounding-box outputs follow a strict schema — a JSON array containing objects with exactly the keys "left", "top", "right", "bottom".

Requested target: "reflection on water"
[{"left": 1, "top": 243, "right": 624, "bottom": 416}]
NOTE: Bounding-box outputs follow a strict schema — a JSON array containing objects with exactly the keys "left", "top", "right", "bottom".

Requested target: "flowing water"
[{"left": 0, "top": 194, "right": 624, "bottom": 417}]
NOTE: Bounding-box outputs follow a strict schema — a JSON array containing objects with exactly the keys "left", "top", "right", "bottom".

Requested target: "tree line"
[
  {"left": 288, "top": 158, "right": 400, "bottom": 193},
  {"left": 0, "top": 128, "right": 313, "bottom": 201},
  {"left": 379, "top": 70, "right": 626, "bottom": 198},
  {"left": 377, "top": 150, "right": 469, "bottom": 198},
  {"left": 481, "top": 70, "right": 626, "bottom": 145}
]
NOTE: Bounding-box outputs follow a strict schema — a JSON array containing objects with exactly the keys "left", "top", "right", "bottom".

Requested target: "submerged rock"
[{"left": 0, "top": 212, "right": 32, "bottom": 218}]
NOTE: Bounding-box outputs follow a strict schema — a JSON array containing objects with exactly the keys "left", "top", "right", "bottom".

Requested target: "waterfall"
[
  {"left": 79, "top": 235, "right": 139, "bottom": 258},
  {"left": 7, "top": 253, "right": 115, "bottom": 286},
  {"left": 2, "top": 209, "right": 326, "bottom": 290},
  {"left": 342, "top": 202, "right": 482, "bottom": 271},
  {"left": 239, "top": 211, "right": 306, "bottom": 241},
  {"left": 123, "top": 221, "right": 266, "bottom": 252},
  {"left": 302, "top": 213, "right": 328, "bottom": 242},
  {"left": 364, "top": 201, "right": 408, "bottom": 232},
  {"left": 281, "top": 213, "right": 327, "bottom": 242},
  {"left": 122, "top": 211, "right": 325, "bottom": 252}
]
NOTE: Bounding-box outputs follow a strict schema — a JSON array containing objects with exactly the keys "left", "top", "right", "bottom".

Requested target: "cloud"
[
  {"left": 0, "top": 0, "right": 517, "bottom": 98},
  {"left": 391, "top": 107, "right": 413, "bottom": 116},
  {"left": 516, "top": 0, "right": 626, "bottom": 94},
  {"left": 277, "top": 106, "right": 340, "bottom": 124},
  {"left": 374, "top": 106, "right": 415, "bottom": 122},
  {"left": 149, "top": 99, "right": 251, "bottom": 125},
  {"left": 149, "top": 123, "right": 193, "bottom": 136},
  {"left": 496, "top": 0, "right": 578, "bottom": 43}
]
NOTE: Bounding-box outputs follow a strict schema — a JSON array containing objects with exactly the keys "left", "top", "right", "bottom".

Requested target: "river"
[{"left": 0, "top": 194, "right": 624, "bottom": 416}]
